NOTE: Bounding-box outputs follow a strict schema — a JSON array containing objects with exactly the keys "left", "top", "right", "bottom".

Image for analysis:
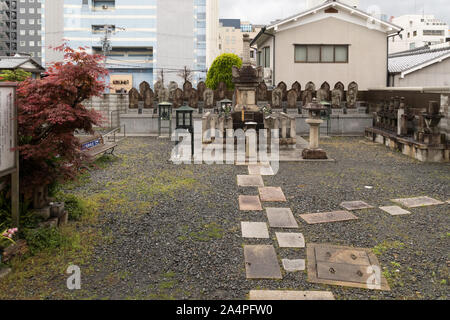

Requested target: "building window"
[
  {"left": 423, "top": 30, "right": 444, "bottom": 36},
  {"left": 294, "top": 45, "right": 348, "bottom": 63},
  {"left": 258, "top": 47, "right": 270, "bottom": 68}
]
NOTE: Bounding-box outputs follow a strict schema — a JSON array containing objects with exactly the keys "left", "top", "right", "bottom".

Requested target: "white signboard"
[{"left": 0, "top": 86, "right": 16, "bottom": 174}]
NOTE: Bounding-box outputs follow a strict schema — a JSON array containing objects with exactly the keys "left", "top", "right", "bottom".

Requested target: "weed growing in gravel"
[
  {"left": 372, "top": 240, "right": 405, "bottom": 256},
  {"left": 179, "top": 222, "right": 224, "bottom": 242}
]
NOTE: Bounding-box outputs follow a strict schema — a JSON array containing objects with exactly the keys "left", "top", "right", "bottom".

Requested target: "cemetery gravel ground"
[{"left": 2, "top": 137, "right": 449, "bottom": 300}]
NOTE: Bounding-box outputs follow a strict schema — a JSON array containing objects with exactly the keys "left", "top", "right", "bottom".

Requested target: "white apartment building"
[{"left": 390, "top": 15, "right": 448, "bottom": 54}]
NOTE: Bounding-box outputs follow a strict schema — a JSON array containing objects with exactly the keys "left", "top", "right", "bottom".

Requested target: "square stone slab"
[
  {"left": 258, "top": 187, "right": 287, "bottom": 202},
  {"left": 340, "top": 201, "right": 374, "bottom": 210},
  {"left": 300, "top": 210, "right": 358, "bottom": 224},
  {"left": 237, "top": 175, "right": 264, "bottom": 187},
  {"left": 239, "top": 195, "right": 262, "bottom": 211},
  {"left": 241, "top": 222, "right": 269, "bottom": 239},
  {"left": 379, "top": 206, "right": 411, "bottom": 216},
  {"left": 282, "top": 259, "right": 305, "bottom": 272},
  {"left": 249, "top": 290, "right": 335, "bottom": 300},
  {"left": 391, "top": 196, "right": 444, "bottom": 208},
  {"left": 248, "top": 164, "right": 274, "bottom": 176},
  {"left": 266, "top": 208, "right": 298, "bottom": 228},
  {"left": 244, "top": 245, "right": 282, "bottom": 279},
  {"left": 307, "top": 243, "right": 390, "bottom": 291},
  {"left": 276, "top": 232, "right": 305, "bottom": 248}
]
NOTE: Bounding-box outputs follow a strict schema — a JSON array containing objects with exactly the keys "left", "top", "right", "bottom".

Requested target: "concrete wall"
[
  {"left": 259, "top": 17, "right": 388, "bottom": 90},
  {"left": 157, "top": 0, "right": 195, "bottom": 85},
  {"left": 392, "top": 57, "right": 450, "bottom": 87},
  {"left": 42, "top": 0, "right": 64, "bottom": 67}
]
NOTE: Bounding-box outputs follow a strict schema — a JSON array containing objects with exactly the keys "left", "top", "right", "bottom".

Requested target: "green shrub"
[
  {"left": 24, "top": 227, "right": 66, "bottom": 255},
  {"left": 205, "top": 53, "right": 242, "bottom": 90}
]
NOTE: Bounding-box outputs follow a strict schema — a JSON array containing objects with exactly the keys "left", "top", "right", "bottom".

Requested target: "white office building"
[{"left": 389, "top": 15, "right": 448, "bottom": 54}]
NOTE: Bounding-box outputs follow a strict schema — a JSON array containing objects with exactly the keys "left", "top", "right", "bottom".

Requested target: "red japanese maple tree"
[{"left": 17, "top": 45, "right": 108, "bottom": 199}]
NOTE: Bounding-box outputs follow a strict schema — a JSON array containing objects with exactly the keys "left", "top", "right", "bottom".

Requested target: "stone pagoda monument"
[{"left": 232, "top": 34, "right": 263, "bottom": 113}]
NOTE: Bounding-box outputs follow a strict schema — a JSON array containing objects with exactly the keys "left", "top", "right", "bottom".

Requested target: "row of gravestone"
[
  {"left": 128, "top": 80, "right": 359, "bottom": 110},
  {"left": 128, "top": 80, "right": 233, "bottom": 109},
  {"left": 267, "top": 81, "right": 359, "bottom": 109}
]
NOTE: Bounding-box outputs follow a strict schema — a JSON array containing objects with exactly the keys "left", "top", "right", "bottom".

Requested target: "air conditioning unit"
[{"left": 263, "top": 67, "right": 272, "bottom": 80}]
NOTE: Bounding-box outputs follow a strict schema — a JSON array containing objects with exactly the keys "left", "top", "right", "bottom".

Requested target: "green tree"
[
  {"left": 0, "top": 69, "right": 32, "bottom": 82},
  {"left": 205, "top": 53, "right": 242, "bottom": 90}
]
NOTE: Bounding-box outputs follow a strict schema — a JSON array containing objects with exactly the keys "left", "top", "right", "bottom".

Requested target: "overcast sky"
[{"left": 219, "top": 0, "right": 450, "bottom": 25}]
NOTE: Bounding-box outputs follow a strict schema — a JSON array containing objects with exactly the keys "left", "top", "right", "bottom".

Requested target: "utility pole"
[{"left": 100, "top": 25, "right": 125, "bottom": 64}]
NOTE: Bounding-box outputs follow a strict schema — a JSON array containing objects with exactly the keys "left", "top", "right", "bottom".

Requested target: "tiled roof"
[
  {"left": 389, "top": 45, "right": 450, "bottom": 74},
  {"left": 0, "top": 57, "right": 30, "bottom": 69},
  {"left": 0, "top": 56, "right": 45, "bottom": 71}
]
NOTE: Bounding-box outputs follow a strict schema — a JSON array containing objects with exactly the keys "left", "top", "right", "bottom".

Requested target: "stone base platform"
[{"left": 365, "top": 127, "right": 450, "bottom": 163}]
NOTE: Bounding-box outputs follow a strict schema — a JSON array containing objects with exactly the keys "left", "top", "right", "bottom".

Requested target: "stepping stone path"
[
  {"left": 244, "top": 245, "right": 282, "bottom": 279},
  {"left": 266, "top": 208, "right": 298, "bottom": 228},
  {"left": 340, "top": 201, "right": 374, "bottom": 210},
  {"left": 282, "top": 259, "right": 305, "bottom": 272},
  {"left": 239, "top": 195, "right": 262, "bottom": 211},
  {"left": 300, "top": 210, "right": 358, "bottom": 224},
  {"left": 237, "top": 175, "right": 264, "bottom": 187},
  {"left": 391, "top": 196, "right": 445, "bottom": 208},
  {"left": 276, "top": 232, "right": 305, "bottom": 248},
  {"left": 248, "top": 164, "right": 274, "bottom": 176},
  {"left": 241, "top": 222, "right": 269, "bottom": 239},
  {"left": 379, "top": 206, "right": 411, "bottom": 216},
  {"left": 258, "top": 187, "right": 287, "bottom": 202},
  {"left": 249, "top": 290, "right": 335, "bottom": 300}
]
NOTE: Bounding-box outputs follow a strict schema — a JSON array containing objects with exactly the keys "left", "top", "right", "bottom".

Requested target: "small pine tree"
[{"left": 205, "top": 53, "right": 242, "bottom": 90}]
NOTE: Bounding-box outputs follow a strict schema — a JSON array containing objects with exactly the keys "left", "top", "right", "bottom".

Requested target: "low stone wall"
[{"left": 119, "top": 109, "right": 372, "bottom": 137}]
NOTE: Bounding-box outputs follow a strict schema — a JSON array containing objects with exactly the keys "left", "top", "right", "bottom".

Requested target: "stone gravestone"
[
  {"left": 287, "top": 89, "right": 298, "bottom": 109},
  {"left": 183, "top": 81, "right": 193, "bottom": 101},
  {"left": 158, "top": 87, "right": 170, "bottom": 103},
  {"left": 128, "top": 88, "right": 141, "bottom": 109},
  {"left": 334, "top": 82, "right": 345, "bottom": 102},
  {"left": 320, "top": 82, "right": 330, "bottom": 101},
  {"left": 302, "top": 82, "right": 315, "bottom": 106},
  {"left": 168, "top": 81, "right": 178, "bottom": 101},
  {"left": 203, "top": 88, "right": 214, "bottom": 109},
  {"left": 292, "top": 81, "right": 301, "bottom": 100},
  {"left": 272, "top": 87, "right": 283, "bottom": 109},
  {"left": 154, "top": 80, "right": 163, "bottom": 100},
  {"left": 257, "top": 82, "right": 268, "bottom": 102},
  {"left": 217, "top": 81, "right": 227, "bottom": 100},
  {"left": 277, "top": 81, "right": 287, "bottom": 100},
  {"left": 173, "top": 88, "right": 184, "bottom": 108},
  {"left": 331, "top": 88, "right": 343, "bottom": 109},
  {"left": 139, "top": 81, "right": 154, "bottom": 109},
  {"left": 346, "top": 82, "right": 358, "bottom": 108},
  {"left": 197, "top": 81, "right": 206, "bottom": 101},
  {"left": 189, "top": 88, "right": 199, "bottom": 108}
]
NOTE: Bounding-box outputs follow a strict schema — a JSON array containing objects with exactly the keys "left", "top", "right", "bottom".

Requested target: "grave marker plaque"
[{"left": 307, "top": 243, "right": 390, "bottom": 290}]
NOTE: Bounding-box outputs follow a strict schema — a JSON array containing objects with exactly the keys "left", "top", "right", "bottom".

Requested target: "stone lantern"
[
  {"left": 175, "top": 104, "right": 195, "bottom": 155},
  {"left": 158, "top": 101, "right": 173, "bottom": 136},
  {"left": 302, "top": 98, "right": 328, "bottom": 159}
]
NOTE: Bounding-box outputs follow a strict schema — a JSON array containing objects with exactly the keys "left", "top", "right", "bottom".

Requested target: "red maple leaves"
[{"left": 17, "top": 45, "right": 109, "bottom": 197}]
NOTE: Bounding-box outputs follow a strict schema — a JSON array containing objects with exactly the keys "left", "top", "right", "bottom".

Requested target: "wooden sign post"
[{"left": 0, "top": 83, "right": 19, "bottom": 228}]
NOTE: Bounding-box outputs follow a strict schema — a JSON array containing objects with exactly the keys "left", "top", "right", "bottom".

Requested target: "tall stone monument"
[{"left": 232, "top": 34, "right": 263, "bottom": 112}]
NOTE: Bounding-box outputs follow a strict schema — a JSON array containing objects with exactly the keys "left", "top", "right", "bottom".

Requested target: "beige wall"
[
  {"left": 260, "top": 17, "right": 388, "bottom": 90},
  {"left": 393, "top": 57, "right": 450, "bottom": 87},
  {"left": 219, "top": 26, "right": 261, "bottom": 63}
]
